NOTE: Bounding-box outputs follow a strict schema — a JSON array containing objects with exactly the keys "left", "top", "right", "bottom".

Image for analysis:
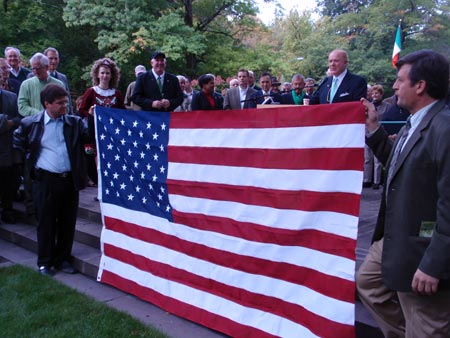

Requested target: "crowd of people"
[{"left": 1, "top": 44, "right": 450, "bottom": 337}]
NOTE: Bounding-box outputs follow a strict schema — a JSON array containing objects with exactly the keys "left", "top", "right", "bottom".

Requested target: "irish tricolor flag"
[{"left": 392, "top": 23, "right": 402, "bottom": 68}]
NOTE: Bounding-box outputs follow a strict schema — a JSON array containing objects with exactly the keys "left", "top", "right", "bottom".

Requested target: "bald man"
[{"left": 310, "top": 49, "right": 367, "bottom": 104}]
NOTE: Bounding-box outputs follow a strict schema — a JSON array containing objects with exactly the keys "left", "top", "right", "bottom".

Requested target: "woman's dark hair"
[{"left": 198, "top": 74, "right": 215, "bottom": 89}]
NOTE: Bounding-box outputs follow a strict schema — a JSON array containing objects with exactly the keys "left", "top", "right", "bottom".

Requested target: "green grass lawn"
[{"left": 0, "top": 264, "right": 168, "bottom": 338}]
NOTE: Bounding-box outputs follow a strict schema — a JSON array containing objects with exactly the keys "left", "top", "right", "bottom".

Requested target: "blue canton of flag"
[{"left": 94, "top": 106, "right": 173, "bottom": 221}]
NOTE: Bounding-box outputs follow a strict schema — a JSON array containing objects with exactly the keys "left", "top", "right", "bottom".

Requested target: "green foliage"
[
  {"left": 132, "top": 13, "right": 206, "bottom": 60},
  {"left": 266, "top": 12, "right": 349, "bottom": 83},
  {"left": 0, "top": 265, "right": 168, "bottom": 338},
  {"left": 0, "top": 0, "right": 100, "bottom": 97},
  {"left": 1, "top": 0, "right": 60, "bottom": 58},
  {"left": 317, "top": 0, "right": 374, "bottom": 18},
  {"left": 1, "top": 0, "right": 449, "bottom": 95},
  {"left": 289, "top": 0, "right": 450, "bottom": 87},
  {"left": 61, "top": 0, "right": 263, "bottom": 77}
]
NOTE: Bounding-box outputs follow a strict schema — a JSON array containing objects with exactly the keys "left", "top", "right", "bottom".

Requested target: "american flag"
[{"left": 95, "top": 103, "right": 365, "bottom": 338}]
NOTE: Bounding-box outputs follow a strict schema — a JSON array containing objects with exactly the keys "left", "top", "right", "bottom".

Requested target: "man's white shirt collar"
[
  {"left": 152, "top": 69, "right": 165, "bottom": 80},
  {"left": 409, "top": 101, "right": 436, "bottom": 131},
  {"left": 333, "top": 69, "right": 347, "bottom": 87},
  {"left": 44, "top": 110, "right": 63, "bottom": 123},
  {"left": 239, "top": 86, "right": 248, "bottom": 108}
]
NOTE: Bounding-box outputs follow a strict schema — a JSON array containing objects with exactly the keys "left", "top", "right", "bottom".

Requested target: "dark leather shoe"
[
  {"left": 362, "top": 182, "right": 372, "bottom": 188},
  {"left": 55, "top": 261, "right": 78, "bottom": 274},
  {"left": 38, "top": 266, "right": 54, "bottom": 276},
  {"left": 372, "top": 183, "right": 380, "bottom": 190},
  {"left": 1, "top": 213, "right": 16, "bottom": 224},
  {"left": 22, "top": 214, "right": 37, "bottom": 226}
]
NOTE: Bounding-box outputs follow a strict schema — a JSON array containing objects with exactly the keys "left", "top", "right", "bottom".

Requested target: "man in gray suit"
[
  {"left": 223, "top": 69, "right": 256, "bottom": 110},
  {"left": 44, "top": 47, "right": 73, "bottom": 114},
  {"left": 357, "top": 50, "right": 450, "bottom": 337}
]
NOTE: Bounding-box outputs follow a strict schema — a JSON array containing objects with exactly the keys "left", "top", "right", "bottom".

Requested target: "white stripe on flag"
[
  {"left": 169, "top": 124, "right": 364, "bottom": 149},
  {"left": 168, "top": 163, "right": 363, "bottom": 194},
  {"left": 169, "top": 194, "right": 358, "bottom": 239},
  {"left": 392, "top": 44, "right": 401, "bottom": 57},
  {"left": 101, "top": 203, "right": 355, "bottom": 280},
  {"left": 99, "top": 255, "right": 321, "bottom": 337},
  {"left": 100, "top": 228, "right": 354, "bottom": 324}
]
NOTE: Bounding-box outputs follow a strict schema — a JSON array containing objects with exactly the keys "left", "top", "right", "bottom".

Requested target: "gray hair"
[
  {"left": 4, "top": 46, "right": 21, "bottom": 57},
  {"left": 177, "top": 75, "right": 187, "bottom": 83},
  {"left": 135, "top": 65, "right": 146, "bottom": 74},
  {"left": 44, "top": 47, "right": 59, "bottom": 57},
  {"left": 291, "top": 74, "right": 305, "bottom": 83},
  {"left": 30, "top": 53, "right": 49, "bottom": 67}
]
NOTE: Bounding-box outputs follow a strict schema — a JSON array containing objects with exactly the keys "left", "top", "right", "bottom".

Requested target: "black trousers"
[
  {"left": 0, "top": 166, "right": 15, "bottom": 216},
  {"left": 33, "top": 171, "right": 79, "bottom": 267},
  {"left": 85, "top": 153, "right": 98, "bottom": 185},
  {"left": 23, "top": 161, "right": 35, "bottom": 215}
]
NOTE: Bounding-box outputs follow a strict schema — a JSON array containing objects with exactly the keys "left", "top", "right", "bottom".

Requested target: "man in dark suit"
[
  {"left": 310, "top": 49, "right": 367, "bottom": 104},
  {"left": 4, "top": 46, "right": 31, "bottom": 84},
  {"left": 44, "top": 47, "right": 73, "bottom": 114},
  {"left": 381, "top": 95, "right": 409, "bottom": 137},
  {"left": 248, "top": 72, "right": 281, "bottom": 108},
  {"left": 280, "top": 74, "right": 307, "bottom": 105},
  {"left": 304, "top": 77, "right": 315, "bottom": 98},
  {"left": 357, "top": 50, "right": 450, "bottom": 337},
  {"left": 0, "top": 67, "right": 21, "bottom": 224},
  {"left": 132, "top": 51, "right": 184, "bottom": 112},
  {"left": 0, "top": 58, "right": 20, "bottom": 95},
  {"left": 223, "top": 69, "right": 256, "bottom": 110},
  {"left": 248, "top": 70, "right": 261, "bottom": 91}
]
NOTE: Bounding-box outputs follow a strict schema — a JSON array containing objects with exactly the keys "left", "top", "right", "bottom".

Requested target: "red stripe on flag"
[
  {"left": 172, "top": 210, "right": 357, "bottom": 260},
  {"left": 103, "top": 244, "right": 355, "bottom": 338},
  {"left": 171, "top": 103, "right": 365, "bottom": 129},
  {"left": 392, "top": 54, "right": 399, "bottom": 68},
  {"left": 167, "top": 179, "right": 361, "bottom": 216},
  {"left": 104, "top": 216, "right": 355, "bottom": 303},
  {"left": 100, "top": 269, "right": 278, "bottom": 338},
  {"left": 169, "top": 146, "right": 364, "bottom": 171}
]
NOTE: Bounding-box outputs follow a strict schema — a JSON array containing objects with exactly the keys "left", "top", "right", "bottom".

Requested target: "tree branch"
[
  {"left": 196, "top": 1, "right": 233, "bottom": 32},
  {"left": 204, "top": 28, "right": 235, "bottom": 38}
]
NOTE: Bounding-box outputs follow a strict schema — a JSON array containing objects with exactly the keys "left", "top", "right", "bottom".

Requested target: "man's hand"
[
  {"left": 360, "top": 98, "right": 380, "bottom": 133},
  {"left": 7, "top": 120, "right": 15, "bottom": 130},
  {"left": 161, "top": 99, "right": 170, "bottom": 109},
  {"left": 152, "top": 100, "right": 163, "bottom": 109},
  {"left": 412, "top": 269, "right": 439, "bottom": 295},
  {"left": 388, "top": 134, "right": 397, "bottom": 141}
]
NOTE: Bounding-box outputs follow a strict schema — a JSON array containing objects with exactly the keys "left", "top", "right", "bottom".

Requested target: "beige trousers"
[{"left": 356, "top": 239, "right": 450, "bottom": 338}]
